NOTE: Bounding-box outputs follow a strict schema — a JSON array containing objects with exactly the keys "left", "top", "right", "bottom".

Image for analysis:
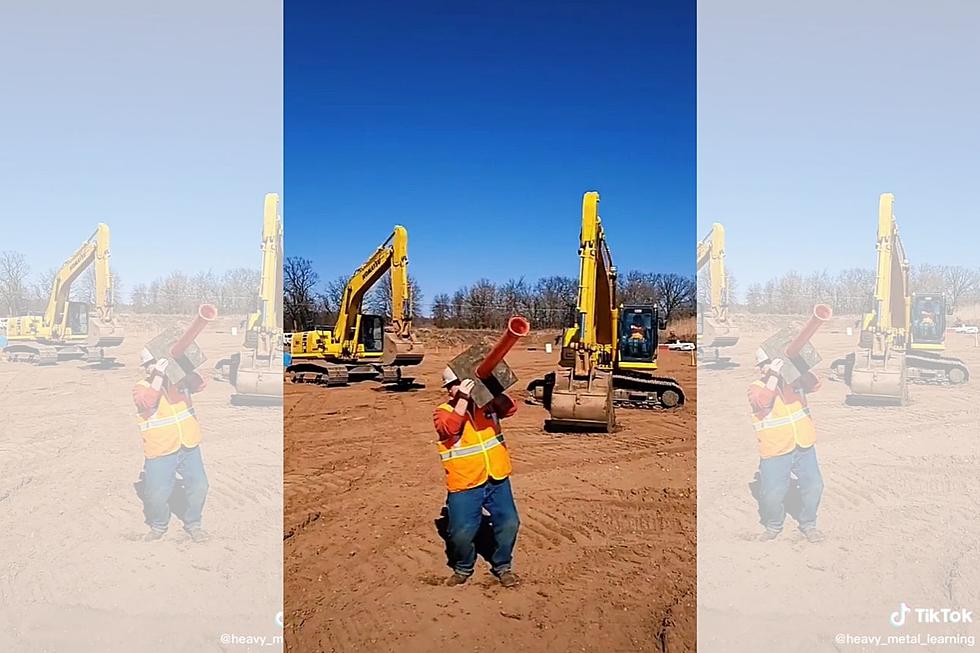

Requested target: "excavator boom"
[{"left": 696, "top": 222, "right": 739, "bottom": 353}]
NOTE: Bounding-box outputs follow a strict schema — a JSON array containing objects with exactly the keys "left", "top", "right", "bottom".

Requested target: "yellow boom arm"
[
  {"left": 864, "top": 193, "right": 911, "bottom": 338},
  {"left": 334, "top": 225, "right": 413, "bottom": 347},
  {"left": 45, "top": 224, "right": 114, "bottom": 337},
  {"left": 249, "top": 193, "right": 284, "bottom": 334},
  {"left": 696, "top": 222, "right": 729, "bottom": 319}
]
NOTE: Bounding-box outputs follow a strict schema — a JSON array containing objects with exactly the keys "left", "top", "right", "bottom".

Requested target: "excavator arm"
[
  {"left": 696, "top": 222, "right": 738, "bottom": 349},
  {"left": 249, "top": 193, "right": 284, "bottom": 335},
  {"left": 334, "top": 226, "right": 405, "bottom": 346},
  {"left": 864, "top": 193, "right": 911, "bottom": 340},
  {"left": 696, "top": 222, "right": 728, "bottom": 320},
  {"left": 45, "top": 223, "right": 115, "bottom": 338},
  {"left": 567, "top": 191, "right": 616, "bottom": 366}
]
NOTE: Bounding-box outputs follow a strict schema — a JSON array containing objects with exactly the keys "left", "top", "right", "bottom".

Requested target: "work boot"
[
  {"left": 802, "top": 528, "right": 825, "bottom": 544},
  {"left": 144, "top": 530, "right": 165, "bottom": 542},
  {"left": 497, "top": 571, "right": 520, "bottom": 588},
  {"left": 757, "top": 529, "right": 780, "bottom": 542},
  {"left": 187, "top": 528, "right": 210, "bottom": 544},
  {"left": 445, "top": 572, "right": 469, "bottom": 587}
]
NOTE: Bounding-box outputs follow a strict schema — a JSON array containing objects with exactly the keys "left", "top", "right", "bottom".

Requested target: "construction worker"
[
  {"left": 747, "top": 348, "right": 825, "bottom": 543},
  {"left": 133, "top": 348, "right": 210, "bottom": 543},
  {"left": 433, "top": 367, "right": 521, "bottom": 588}
]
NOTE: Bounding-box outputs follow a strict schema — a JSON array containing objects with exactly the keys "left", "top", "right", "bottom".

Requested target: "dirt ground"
[
  {"left": 284, "top": 336, "right": 697, "bottom": 653},
  {"left": 0, "top": 315, "right": 282, "bottom": 652},
  {"left": 698, "top": 315, "right": 980, "bottom": 652}
]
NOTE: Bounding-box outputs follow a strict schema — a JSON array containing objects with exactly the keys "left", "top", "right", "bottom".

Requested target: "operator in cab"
[
  {"left": 747, "top": 348, "right": 825, "bottom": 544},
  {"left": 132, "top": 347, "right": 210, "bottom": 543},
  {"left": 432, "top": 367, "right": 521, "bottom": 588}
]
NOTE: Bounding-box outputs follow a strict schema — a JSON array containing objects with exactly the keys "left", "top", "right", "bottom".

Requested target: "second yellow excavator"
[
  {"left": 830, "top": 193, "right": 969, "bottom": 404},
  {"left": 214, "top": 193, "right": 284, "bottom": 404},
  {"left": 4, "top": 224, "right": 124, "bottom": 365},
  {"left": 696, "top": 222, "right": 739, "bottom": 365},
  {"left": 527, "top": 192, "right": 685, "bottom": 431},
  {"left": 287, "top": 226, "right": 424, "bottom": 386}
]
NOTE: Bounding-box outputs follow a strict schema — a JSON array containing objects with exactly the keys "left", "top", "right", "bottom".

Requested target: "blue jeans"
[
  {"left": 758, "top": 445, "right": 823, "bottom": 533},
  {"left": 446, "top": 477, "right": 520, "bottom": 577},
  {"left": 143, "top": 445, "right": 209, "bottom": 533}
]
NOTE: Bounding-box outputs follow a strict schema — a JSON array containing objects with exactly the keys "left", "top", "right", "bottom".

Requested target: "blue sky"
[
  {"left": 698, "top": 1, "right": 980, "bottom": 298},
  {"left": 285, "top": 0, "right": 695, "bottom": 307},
  {"left": 0, "top": 1, "right": 282, "bottom": 292}
]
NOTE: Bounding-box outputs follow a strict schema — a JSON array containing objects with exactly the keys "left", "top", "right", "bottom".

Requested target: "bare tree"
[
  {"left": 656, "top": 273, "right": 696, "bottom": 320},
  {"left": 431, "top": 293, "right": 451, "bottom": 327},
  {"left": 283, "top": 257, "right": 320, "bottom": 331},
  {"left": 941, "top": 266, "right": 980, "bottom": 313},
  {"left": 0, "top": 251, "right": 31, "bottom": 317}
]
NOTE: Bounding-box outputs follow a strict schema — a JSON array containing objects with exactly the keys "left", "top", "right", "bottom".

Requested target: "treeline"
[
  {"left": 283, "top": 256, "right": 696, "bottom": 332},
  {"left": 0, "top": 249, "right": 258, "bottom": 317},
  {"left": 732, "top": 265, "right": 980, "bottom": 315},
  {"left": 129, "top": 269, "right": 260, "bottom": 315},
  {"left": 429, "top": 272, "right": 696, "bottom": 329}
]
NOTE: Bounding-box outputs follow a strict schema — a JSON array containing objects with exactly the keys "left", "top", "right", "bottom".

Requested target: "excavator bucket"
[
  {"left": 546, "top": 369, "right": 615, "bottom": 432},
  {"left": 701, "top": 317, "right": 739, "bottom": 348},
  {"left": 381, "top": 332, "right": 425, "bottom": 367},
  {"left": 87, "top": 318, "right": 125, "bottom": 349},
  {"left": 849, "top": 351, "right": 907, "bottom": 405}
]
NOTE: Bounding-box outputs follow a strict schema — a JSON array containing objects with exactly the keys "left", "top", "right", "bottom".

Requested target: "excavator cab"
[
  {"left": 357, "top": 314, "right": 386, "bottom": 355},
  {"left": 910, "top": 293, "right": 945, "bottom": 347},
  {"left": 65, "top": 301, "right": 90, "bottom": 337},
  {"left": 618, "top": 305, "right": 662, "bottom": 364}
]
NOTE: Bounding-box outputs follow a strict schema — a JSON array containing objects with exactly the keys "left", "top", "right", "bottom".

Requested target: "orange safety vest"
[
  {"left": 435, "top": 403, "right": 512, "bottom": 492},
  {"left": 136, "top": 380, "right": 202, "bottom": 459},
  {"left": 750, "top": 380, "right": 816, "bottom": 459}
]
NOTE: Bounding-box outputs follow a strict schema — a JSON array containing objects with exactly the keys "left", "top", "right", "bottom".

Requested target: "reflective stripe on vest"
[
  {"left": 138, "top": 406, "right": 198, "bottom": 432},
  {"left": 752, "top": 406, "right": 811, "bottom": 431},
  {"left": 439, "top": 433, "right": 506, "bottom": 461}
]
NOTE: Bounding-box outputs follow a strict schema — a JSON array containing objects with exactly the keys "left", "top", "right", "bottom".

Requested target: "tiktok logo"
[{"left": 891, "top": 602, "right": 911, "bottom": 627}]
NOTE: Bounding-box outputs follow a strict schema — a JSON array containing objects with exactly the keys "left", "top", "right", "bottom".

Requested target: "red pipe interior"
[
  {"left": 477, "top": 316, "right": 531, "bottom": 378},
  {"left": 171, "top": 303, "right": 218, "bottom": 358}
]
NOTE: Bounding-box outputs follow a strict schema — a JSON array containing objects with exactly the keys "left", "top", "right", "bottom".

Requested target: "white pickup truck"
[
  {"left": 953, "top": 325, "right": 979, "bottom": 334},
  {"left": 666, "top": 341, "right": 696, "bottom": 351}
]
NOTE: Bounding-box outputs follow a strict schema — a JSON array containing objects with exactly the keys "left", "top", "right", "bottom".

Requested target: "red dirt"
[{"left": 284, "top": 341, "right": 696, "bottom": 653}]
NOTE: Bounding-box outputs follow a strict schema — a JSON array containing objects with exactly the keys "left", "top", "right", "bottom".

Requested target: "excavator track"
[
  {"left": 830, "top": 352, "right": 969, "bottom": 386},
  {"left": 611, "top": 372, "right": 686, "bottom": 409},
  {"left": 526, "top": 371, "right": 685, "bottom": 411}
]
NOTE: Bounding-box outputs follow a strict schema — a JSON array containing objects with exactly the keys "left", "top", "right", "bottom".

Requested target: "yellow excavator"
[
  {"left": 214, "top": 193, "right": 284, "bottom": 404},
  {"left": 527, "top": 191, "right": 685, "bottom": 431},
  {"left": 288, "top": 225, "right": 424, "bottom": 386},
  {"left": 830, "top": 193, "right": 969, "bottom": 404},
  {"left": 696, "top": 222, "right": 739, "bottom": 364},
  {"left": 4, "top": 224, "right": 124, "bottom": 365}
]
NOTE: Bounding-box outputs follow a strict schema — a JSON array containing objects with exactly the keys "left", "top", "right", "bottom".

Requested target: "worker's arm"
[
  {"left": 489, "top": 393, "right": 518, "bottom": 419},
  {"left": 133, "top": 384, "right": 162, "bottom": 418},
  {"left": 433, "top": 380, "right": 474, "bottom": 442},
  {"left": 433, "top": 404, "right": 467, "bottom": 441},
  {"left": 747, "top": 382, "right": 777, "bottom": 416}
]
